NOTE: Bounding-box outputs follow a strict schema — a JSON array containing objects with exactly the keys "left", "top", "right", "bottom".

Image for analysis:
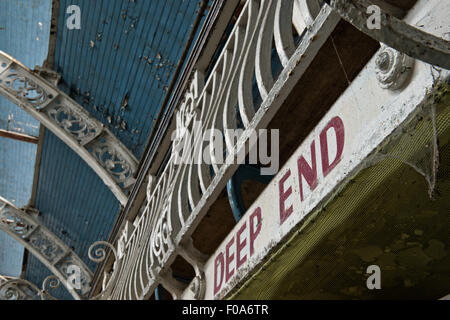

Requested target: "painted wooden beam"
[{"left": 0, "top": 129, "right": 38, "bottom": 144}]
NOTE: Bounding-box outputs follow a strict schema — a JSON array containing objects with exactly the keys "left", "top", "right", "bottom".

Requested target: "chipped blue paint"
[
  {"left": 54, "top": 0, "right": 207, "bottom": 158},
  {"left": 0, "top": 137, "right": 37, "bottom": 278},
  {"left": 27, "top": 130, "right": 120, "bottom": 299},
  {"left": 0, "top": 0, "right": 52, "bottom": 137},
  {"left": 0, "top": 231, "right": 25, "bottom": 278},
  {"left": 0, "top": 0, "right": 52, "bottom": 279},
  {"left": 22, "top": 0, "right": 209, "bottom": 299}
]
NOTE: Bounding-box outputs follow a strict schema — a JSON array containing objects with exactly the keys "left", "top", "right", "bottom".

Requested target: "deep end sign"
[
  {"left": 213, "top": 116, "right": 345, "bottom": 296},
  {"left": 193, "top": 49, "right": 437, "bottom": 300}
]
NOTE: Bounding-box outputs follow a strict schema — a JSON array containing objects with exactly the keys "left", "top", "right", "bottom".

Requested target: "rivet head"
[
  {"left": 376, "top": 52, "right": 390, "bottom": 71},
  {"left": 375, "top": 45, "right": 415, "bottom": 91}
]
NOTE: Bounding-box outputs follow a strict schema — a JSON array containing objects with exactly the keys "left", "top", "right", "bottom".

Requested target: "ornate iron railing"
[
  {"left": 101, "top": 0, "right": 342, "bottom": 300},
  {"left": 0, "top": 54, "right": 138, "bottom": 205}
]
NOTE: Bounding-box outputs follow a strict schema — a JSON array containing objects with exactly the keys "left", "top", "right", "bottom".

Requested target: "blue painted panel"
[
  {"left": 0, "top": 136, "right": 36, "bottom": 277},
  {"left": 0, "top": 0, "right": 51, "bottom": 280},
  {"left": 0, "top": 231, "right": 24, "bottom": 278},
  {"left": 0, "top": 137, "right": 37, "bottom": 206},
  {"left": 26, "top": 129, "right": 120, "bottom": 299},
  {"left": 0, "top": 0, "right": 52, "bottom": 137},
  {"left": 54, "top": 0, "right": 207, "bottom": 158},
  {"left": 23, "top": 0, "right": 211, "bottom": 299},
  {"left": 0, "top": 136, "right": 37, "bottom": 278}
]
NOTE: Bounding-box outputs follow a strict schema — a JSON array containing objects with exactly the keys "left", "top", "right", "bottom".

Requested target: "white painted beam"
[{"left": 0, "top": 197, "right": 94, "bottom": 300}]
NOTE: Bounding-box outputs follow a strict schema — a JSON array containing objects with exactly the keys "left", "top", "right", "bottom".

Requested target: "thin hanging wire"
[{"left": 330, "top": 34, "right": 352, "bottom": 86}]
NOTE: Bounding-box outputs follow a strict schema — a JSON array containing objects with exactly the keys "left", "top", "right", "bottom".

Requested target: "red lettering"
[
  {"left": 214, "top": 252, "right": 224, "bottom": 295},
  {"left": 236, "top": 222, "right": 247, "bottom": 269},
  {"left": 225, "top": 237, "right": 235, "bottom": 282},
  {"left": 279, "top": 170, "right": 293, "bottom": 225},
  {"left": 320, "top": 116, "right": 345, "bottom": 177},
  {"left": 297, "top": 141, "right": 318, "bottom": 202},
  {"left": 250, "top": 207, "right": 262, "bottom": 256}
]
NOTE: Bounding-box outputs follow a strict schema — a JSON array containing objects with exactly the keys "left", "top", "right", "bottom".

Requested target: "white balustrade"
[{"left": 104, "top": 0, "right": 339, "bottom": 300}]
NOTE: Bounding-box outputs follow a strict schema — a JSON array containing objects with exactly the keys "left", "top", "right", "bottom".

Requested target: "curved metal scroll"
[
  {"left": 0, "top": 197, "right": 93, "bottom": 300},
  {"left": 87, "top": 241, "right": 121, "bottom": 300},
  {"left": 0, "top": 51, "right": 138, "bottom": 205},
  {"left": 326, "top": 0, "right": 450, "bottom": 69},
  {"left": 0, "top": 278, "right": 42, "bottom": 300}
]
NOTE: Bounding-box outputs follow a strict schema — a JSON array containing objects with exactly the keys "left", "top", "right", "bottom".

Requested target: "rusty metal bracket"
[{"left": 325, "top": 0, "right": 450, "bottom": 70}]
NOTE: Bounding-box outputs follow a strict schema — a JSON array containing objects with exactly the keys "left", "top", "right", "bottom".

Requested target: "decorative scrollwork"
[
  {"left": 0, "top": 197, "right": 94, "bottom": 300},
  {"left": 88, "top": 241, "right": 120, "bottom": 300},
  {"left": 88, "top": 138, "right": 136, "bottom": 189},
  {"left": 150, "top": 208, "right": 174, "bottom": 270},
  {"left": 46, "top": 99, "right": 101, "bottom": 145},
  {"left": 174, "top": 71, "right": 204, "bottom": 148},
  {"left": 56, "top": 254, "right": 92, "bottom": 295},
  {"left": 0, "top": 51, "right": 139, "bottom": 206},
  {"left": 105, "top": 0, "right": 338, "bottom": 300},
  {"left": 0, "top": 69, "right": 50, "bottom": 108},
  {"left": 0, "top": 241, "right": 118, "bottom": 301},
  {"left": 0, "top": 204, "right": 36, "bottom": 239},
  {"left": 88, "top": 241, "right": 117, "bottom": 264},
  {"left": 28, "top": 229, "right": 65, "bottom": 264},
  {"left": 0, "top": 279, "right": 41, "bottom": 301},
  {"left": 41, "top": 275, "right": 61, "bottom": 300}
]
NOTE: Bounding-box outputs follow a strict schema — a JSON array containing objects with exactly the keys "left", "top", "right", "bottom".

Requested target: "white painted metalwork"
[
  {"left": 0, "top": 278, "right": 42, "bottom": 300},
  {"left": 198, "top": 54, "right": 448, "bottom": 300},
  {"left": 0, "top": 53, "right": 138, "bottom": 205},
  {"left": 87, "top": 241, "right": 121, "bottom": 300},
  {"left": 0, "top": 275, "right": 81, "bottom": 300},
  {"left": 326, "top": 0, "right": 450, "bottom": 70},
  {"left": 0, "top": 197, "right": 93, "bottom": 300},
  {"left": 93, "top": 0, "right": 450, "bottom": 300},
  {"left": 0, "top": 239, "right": 122, "bottom": 300},
  {"left": 99, "top": 0, "right": 341, "bottom": 300},
  {"left": 374, "top": 45, "right": 415, "bottom": 90},
  {"left": 191, "top": 0, "right": 450, "bottom": 299}
]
